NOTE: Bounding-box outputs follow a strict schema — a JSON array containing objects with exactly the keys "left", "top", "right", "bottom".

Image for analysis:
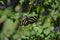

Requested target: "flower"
[
  {"left": 53, "top": 27, "right": 57, "bottom": 32},
  {"left": 37, "top": 0, "right": 41, "bottom": 5},
  {"left": 53, "top": 26, "right": 60, "bottom": 32},
  {"left": 42, "top": 10, "right": 49, "bottom": 16},
  {"left": 37, "top": 0, "right": 44, "bottom": 6},
  {"left": 23, "top": 14, "right": 28, "bottom": 19}
]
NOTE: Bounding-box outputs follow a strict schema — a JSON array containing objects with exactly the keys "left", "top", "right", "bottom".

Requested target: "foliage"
[{"left": 0, "top": 0, "right": 60, "bottom": 40}]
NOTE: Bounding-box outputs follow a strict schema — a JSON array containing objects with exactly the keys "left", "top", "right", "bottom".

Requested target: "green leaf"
[
  {"left": 45, "top": 35, "right": 50, "bottom": 40},
  {"left": 44, "top": 29, "right": 50, "bottom": 35},
  {"left": 2, "top": 19, "right": 18, "bottom": 37}
]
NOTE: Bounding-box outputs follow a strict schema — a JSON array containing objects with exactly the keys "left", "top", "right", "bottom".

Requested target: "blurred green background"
[{"left": 0, "top": 0, "right": 60, "bottom": 40}]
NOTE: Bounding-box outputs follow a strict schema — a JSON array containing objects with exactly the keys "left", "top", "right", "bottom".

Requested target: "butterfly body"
[{"left": 18, "top": 16, "right": 39, "bottom": 26}]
